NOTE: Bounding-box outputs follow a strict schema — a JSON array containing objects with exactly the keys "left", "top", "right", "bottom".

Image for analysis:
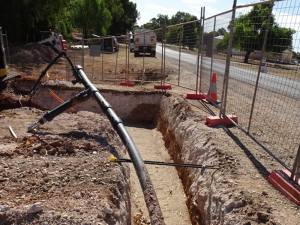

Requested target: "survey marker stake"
[{"left": 110, "top": 157, "right": 220, "bottom": 175}]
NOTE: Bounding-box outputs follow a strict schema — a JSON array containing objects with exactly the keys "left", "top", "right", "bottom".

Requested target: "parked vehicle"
[
  {"left": 130, "top": 38, "right": 134, "bottom": 52},
  {"left": 133, "top": 30, "right": 156, "bottom": 57},
  {"left": 290, "top": 59, "right": 298, "bottom": 65},
  {"left": 70, "top": 45, "right": 89, "bottom": 50},
  {"left": 100, "top": 36, "right": 119, "bottom": 53}
]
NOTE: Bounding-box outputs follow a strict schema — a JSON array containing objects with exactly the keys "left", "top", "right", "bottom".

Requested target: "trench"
[{"left": 5, "top": 80, "right": 214, "bottom": 225}]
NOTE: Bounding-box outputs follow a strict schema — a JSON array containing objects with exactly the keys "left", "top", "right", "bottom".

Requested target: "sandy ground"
[
  {"left": 1, "top": 42, "right": 300, "bottom": 225},
  {"left": 126, "top": 125, "right": 191, "bottom": 225}
]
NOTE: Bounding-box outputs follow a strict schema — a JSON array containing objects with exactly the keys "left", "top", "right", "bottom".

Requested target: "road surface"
[{"left": 156, "top": 44, "right": 300, "bottom": 100}]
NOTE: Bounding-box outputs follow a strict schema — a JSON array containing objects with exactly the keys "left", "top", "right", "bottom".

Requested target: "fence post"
[
  {"left": 247, "top": 2, "right": 274, "bottom": 133},
  {"left": 178, "top": 27, "right": 183, "bottom": 86},
  {"left": 220, "top": 0, "right": 237, "bottom": 116},
  {"left": 291, "top": 144, "right": 300, "bottom": 184},
  {"left": 126, "top": 35, "right": 130, "bottom": 82},
  {"left": 101, "top": 38, "right": 104, "bottom": 81},
  {"left": 209, "top": 16, "right": 217, "bottom": 81},
  {"left": 142, "top": 32, "right": 145, "bottom": 84},
  {"left": 195, "top": 8, "right": 203, "bottom": 94},
  {"left": 115, "top": 39, "right": 118, "bottom": 85},
  {"left": 163, "top": 18, "right": 167, "bottom": 85},
  {"left": 198, "top": 7, "right": 205, "bottom": 94},
  {"left": 161, "top": 19, "right": 166, "bottom": 86}
]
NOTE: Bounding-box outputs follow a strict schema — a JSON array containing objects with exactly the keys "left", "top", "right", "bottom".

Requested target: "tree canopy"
[
  {"left": 0, "top": 0, "right": 139, "bottom": 44},
  {"left": 0, "top": 0, "right": 72, "bottom": 43},
  {"left": 104, "top": 0, "right": 139, "bottom": 35},
  {"left": 140, "top": 12, "right": 199, "bottom": 49},
  {"left": 217, "top": 3, "right": 295, "bottom": 63},
  {"left": 71, "top": 0, "right": 112, "bottom": 38}
]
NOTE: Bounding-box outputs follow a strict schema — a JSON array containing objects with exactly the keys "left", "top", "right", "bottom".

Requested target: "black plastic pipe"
[
  {"left": 74, "top": 66, "right": 165, "bottom": 224},
  {"left": 28, "top": 64, "right": 165, "bottom": 225}
]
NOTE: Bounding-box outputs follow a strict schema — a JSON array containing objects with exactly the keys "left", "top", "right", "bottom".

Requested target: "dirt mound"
[
  {"left": 8, "top": 43, "right": 60, "bottom": 65},
  {"left": 0, "top": 108, "right": 131, "bottom": 224}
]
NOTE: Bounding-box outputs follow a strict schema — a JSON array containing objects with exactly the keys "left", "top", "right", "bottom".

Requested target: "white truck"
[{"left": 133, "top": 30, "right": 156, "bottom": 57}]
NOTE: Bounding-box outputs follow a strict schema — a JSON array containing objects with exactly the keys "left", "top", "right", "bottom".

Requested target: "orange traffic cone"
[{"left": 206, "top": 73, "right": 217, "bottom": 102}]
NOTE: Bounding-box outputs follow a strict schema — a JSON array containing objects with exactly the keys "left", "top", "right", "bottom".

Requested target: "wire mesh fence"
[
  {"left": 63, "top": 0, "right": 300, "bottom": 177},
  {"left": 67, "top": 34, "right": 166, "bottom": 85},
  {"left": 218, "top": 0, "right": 300, "bottom": 172}
]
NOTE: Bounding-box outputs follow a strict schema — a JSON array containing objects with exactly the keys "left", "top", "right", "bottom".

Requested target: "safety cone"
[{"left": 206, "top": 73, "right": 217, "bottom": 102}]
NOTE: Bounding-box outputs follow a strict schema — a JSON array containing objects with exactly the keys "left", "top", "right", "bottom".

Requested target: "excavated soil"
[{"left": 1, "top": 43, "right": 300, "bottom": 225}]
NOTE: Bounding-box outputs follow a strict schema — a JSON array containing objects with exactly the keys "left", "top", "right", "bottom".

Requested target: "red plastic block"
[
  {"left": 186, "top": 93, "right": 206, "bottom": 100},
  {"left": 268, "top": 170, "right": 300, "bottom": 206},
  {"left": 119, "top": 82, "right": 134, "bottom": 86},
  {"left": 222, "top": 115, "right": 238, "bottom": 126},
  {"left": 205, "top": 115, "right": 238, "bottom": 127},
  {"left": 154, "top": 85, "right": 172, "bottom": 90}
]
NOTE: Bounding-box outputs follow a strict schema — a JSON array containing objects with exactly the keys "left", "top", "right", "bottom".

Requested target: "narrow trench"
[
  {"left": 156, "top": 113, "right": 205, "bottom": 225},
  {"left": 2, "top": 81, "right": 205, "bottom": 224},
  {"left": 125, "top": 123, "right": 192, "bottom": 225},
  {"left": 125, "top": 109, "right": 206, "bottom": 225}
]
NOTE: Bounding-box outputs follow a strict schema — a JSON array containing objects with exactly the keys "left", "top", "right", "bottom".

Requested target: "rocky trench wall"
[
  {"left": 157, "top": 95, "right": 230, "bottom": 225},
  {"left": 14, "top": 80, "right": 162, "bottom": 123},
  {"left": 13, "top": 79, "right": 233, "bottom": 224}
]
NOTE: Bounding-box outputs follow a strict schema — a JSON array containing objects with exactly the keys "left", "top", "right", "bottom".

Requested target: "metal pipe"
[{"left": 111, "top": 157, "right": 220, "bottom": 169}]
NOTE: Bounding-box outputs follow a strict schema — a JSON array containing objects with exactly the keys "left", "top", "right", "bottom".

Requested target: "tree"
[
  {"left": 142, "top": 14, "right": 168, "bottom": 30},
  {"left": 181, "top": 15, "right": 198, "bottom": 50},
  {"left": 293, "top": 51, "right": 300, "bottom": 60},
  {"left": 0, "top": 0, "right": 72, "bottom": 44},
  {"left": 71, "top": 0, "right": 111, "bottom": 38},
  {"left": 103, "top": 0, "right": 124, "bottom": 35},
  {"left": 170, "top": 12, "right": 194, "bottom": 25},
  {"left": 217, "top": 3, "right": 295, "bottom": 63},
  {"left": 104, "top": 0, "right": 139, "bottom": 35},
  {"left": 217, "top": 28, "right": 227, "bottom": 36},
  {"left": 163, "top": 12, "right": 198, "bottom": 49}
]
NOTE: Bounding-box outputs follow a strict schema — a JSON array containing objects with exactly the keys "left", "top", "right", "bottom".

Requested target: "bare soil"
[{"left": 1, "top": 42, "right": 300, "bottom": 225}]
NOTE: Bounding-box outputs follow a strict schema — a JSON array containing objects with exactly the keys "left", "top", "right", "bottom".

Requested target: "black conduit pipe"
[{"left": 28, "top": 64, "right": 165, "bottom": 225}]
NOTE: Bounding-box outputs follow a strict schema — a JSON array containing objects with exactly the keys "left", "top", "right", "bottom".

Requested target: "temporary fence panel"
[
  {"left": 63, "top": 0, "right": 300, "bottom": 172},
  {"left": 216, "top": 0, "right": 300, "bottom": 170}
]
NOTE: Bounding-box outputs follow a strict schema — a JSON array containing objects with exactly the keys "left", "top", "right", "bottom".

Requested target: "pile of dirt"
[
  {"left": 133, "top": 68, "right": 173, "bottom": 81},
  {"left": 0, "top": 108, "right": 131, "bottom": 225},
  {"left": 8, "top": 43, "right": 62, "bottom": 65}
]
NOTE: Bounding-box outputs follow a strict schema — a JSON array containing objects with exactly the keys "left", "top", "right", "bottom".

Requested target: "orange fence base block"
[
  {"left": 268, "top": 170, "right": 300, "bottom": 206},
  {"left": 154, "top": 85, "right": 172, "bottom": 90},
  {"left": 205, "top": 115, "right": 238, "bottom": 127},
  {"left": 186, "top": 93, "right": 206, "bottom": 100},
  {"left": 119, "top": 82, "right": 134, "bottom": 86}
]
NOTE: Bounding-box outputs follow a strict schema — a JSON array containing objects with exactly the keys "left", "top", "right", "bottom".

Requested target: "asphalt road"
[{"left": 156, "top": 45, "right": 300, "bottom": 100}]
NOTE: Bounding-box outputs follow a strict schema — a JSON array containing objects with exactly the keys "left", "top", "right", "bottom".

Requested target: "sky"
[
  {"left": 130, "top": 0, "right": 258, "bottom": 26},
  {"left": 130, "top": 0, "right": 300, "bottom": 51}
]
